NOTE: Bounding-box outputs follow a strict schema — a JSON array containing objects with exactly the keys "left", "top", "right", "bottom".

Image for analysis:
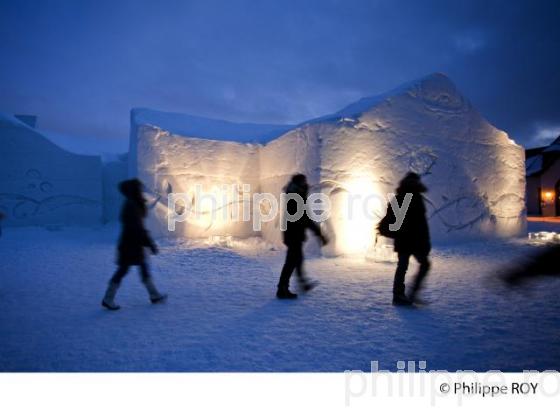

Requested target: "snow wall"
[
  {"left": 131, "top": 73, "right": 526, "bottom": 255},
  {"left": 134, "top": 124, "right": 261, "bottom": 239},
  {"left": 102, "top": 154, "right": 128, "bottom": 223},
  {"left": 0, "top": 113, "right": 102, "bottom": 226}
]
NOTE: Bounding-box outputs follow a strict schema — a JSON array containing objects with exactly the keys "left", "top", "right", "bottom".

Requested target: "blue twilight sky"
[{"left": 0, "top": 0, "right": 559, "bottom": 154}]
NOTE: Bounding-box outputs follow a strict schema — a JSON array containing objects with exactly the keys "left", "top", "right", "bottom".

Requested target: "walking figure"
[
  {"left": 102, "top": 179, "right": 167, "bottom": 310},
  {"left": 502, "top": 243, "right": 560, "bottom": 286},
  {"left": 380, "top": 172, "right": 431, "bottom": 306},
  {"left": 277, "top": 174, "right": 328, "bottom": 299}
]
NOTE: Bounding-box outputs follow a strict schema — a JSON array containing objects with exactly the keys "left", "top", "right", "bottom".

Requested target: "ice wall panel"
[
  {"left": 0, "top": 116, "right": 102, "bottom": 226},
  {"left": 259, "top": 127, "right": 321, "bottom": 248},
  {"left": 136, "top": 125, "right": 261, "bottom": 239}
]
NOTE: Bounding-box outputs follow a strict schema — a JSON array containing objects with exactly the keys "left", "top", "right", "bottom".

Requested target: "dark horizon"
[{"left": 1, "top": 0, "right": 559, "bottom": 154}]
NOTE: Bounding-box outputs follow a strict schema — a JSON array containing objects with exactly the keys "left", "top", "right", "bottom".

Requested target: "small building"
[{"left": 526, "top": 136, "right": 560, "bottom": 216}]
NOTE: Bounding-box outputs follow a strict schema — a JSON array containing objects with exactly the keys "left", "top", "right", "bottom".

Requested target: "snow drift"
[{"left": 130, "top": 73, "right": 526, "bottom": 255}]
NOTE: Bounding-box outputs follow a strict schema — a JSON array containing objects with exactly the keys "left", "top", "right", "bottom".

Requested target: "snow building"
[
  {"left": 129, "top": 73, "right": 526, "bottom": 256},
  {"left": 0, "top": 113, "right": 103, "bottom": 226}
]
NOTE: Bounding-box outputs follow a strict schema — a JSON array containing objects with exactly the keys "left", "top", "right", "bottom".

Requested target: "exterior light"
[{"left": 542, "top": 191, "right": 554, "bottom": 202}]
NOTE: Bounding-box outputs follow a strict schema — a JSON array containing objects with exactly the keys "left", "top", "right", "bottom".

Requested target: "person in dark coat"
[
  {"left": 501, "top": 243, "right": 560, "bottom": 286},
  {"left": 102, "top": 179, "right": 167, "bottom": 310},
  {"left": 389, "top": 172, "right": 431, "bottom": 305},
  {"left": 277, "top": 174, "right": 328, "bottom": 299}
]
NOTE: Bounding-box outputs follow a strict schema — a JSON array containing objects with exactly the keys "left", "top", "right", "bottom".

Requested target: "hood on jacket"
[
  {"left": 284, "top": 173, "right": 309, "bottom": 197},
  {"left": 396, "top": 172, "right": 428, "bottom": 195},
  {"left": 119, "top": 179, "right": 144, "bottom": 200}
]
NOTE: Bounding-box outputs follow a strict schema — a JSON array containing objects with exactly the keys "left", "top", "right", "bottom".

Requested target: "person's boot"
[
  {"left": 276, "top": 285, "right": 298, "bottom": 299},
  {"left": 408, "top": 288, "right": 429, "bottom": 305},
  {"left": 299, "top": 278, "right": 318, "bottom": 293},
  {"left": 392, "top": 292, "right": 413, "bottom": 306},
  {"left": 102, "top": 281, "right": 121, "bottom": 310},
  {"left": 143, "top": 278, "right": 168, "bottom": 304}
]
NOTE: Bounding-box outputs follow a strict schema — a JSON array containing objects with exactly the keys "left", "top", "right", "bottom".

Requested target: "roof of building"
[{"left": 526, "top": 136, "right": 560, "bottom": 176}]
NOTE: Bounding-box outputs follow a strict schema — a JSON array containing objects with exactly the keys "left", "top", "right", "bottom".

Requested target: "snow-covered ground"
[{"left": 1, "top": 223, "right": 559, "bottom": 372}]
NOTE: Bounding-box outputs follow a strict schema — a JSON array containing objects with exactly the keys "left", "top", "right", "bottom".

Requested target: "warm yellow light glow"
[
  {"left": 543, "top": 190, "right": 554, "bottom": 202},
  {"left": 206, "top": 186, "right": 237, "bottom": 230},
  {"left": 336, "top": 177, "right": 383, "bottom": 255},
  {"left": 176, "top": 184, "right": 239, "bottom": 231}
]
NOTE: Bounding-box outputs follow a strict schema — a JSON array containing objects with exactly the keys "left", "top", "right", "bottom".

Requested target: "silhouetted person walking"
[
  {"left": 102, "top": 179, "right": 167, "bottom": 310},
  {"left": 382, "top": 172, "right": 431, "bottom": 306},
  {"left": 502, "top": 243, "right": 560, "bottom": 286},
  {"left": 277, "top": 174, "right": 328, "bottom": 299}
]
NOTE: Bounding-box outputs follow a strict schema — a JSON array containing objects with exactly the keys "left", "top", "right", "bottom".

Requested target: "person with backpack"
[
  {"left": 378, "top": 172, "right": 431, "bottom": 306},
  {"left": 101, "top": 179, "right": 167, "bottom": 310}
]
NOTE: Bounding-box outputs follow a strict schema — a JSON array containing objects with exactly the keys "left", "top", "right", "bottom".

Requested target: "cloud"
[
  {"left": 529, "top": 123, "right": 560, "bottom": 146},
  {"left": 0, "top": 0, "right": 558, "bottom": 152},
  {"left": 453, "top": 30, "right": 487, "bottom": 54}
]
